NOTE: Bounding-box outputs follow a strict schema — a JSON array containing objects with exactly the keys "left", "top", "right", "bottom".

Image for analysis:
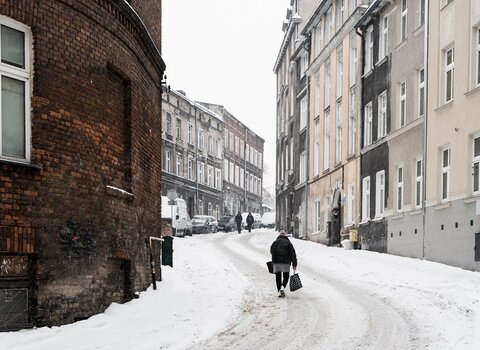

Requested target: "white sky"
[{"left": 162, "top": 0, "right": 290, "bottom": 192}]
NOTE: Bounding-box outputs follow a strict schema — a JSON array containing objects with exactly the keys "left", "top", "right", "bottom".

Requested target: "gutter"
[{"left": 422, "top": 0, "right": 430, "bottom": 260}]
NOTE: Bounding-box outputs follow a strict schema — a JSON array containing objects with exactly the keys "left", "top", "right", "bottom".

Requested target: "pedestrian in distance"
[
  {"left": 246, "top": 212, "right": 254, "bottom": 232},
  {"left": 270, "top": 229, "right": 297, "bottom": 298},
  {"left": 234, "top": 211, "right": 243, "bottom": 234}
]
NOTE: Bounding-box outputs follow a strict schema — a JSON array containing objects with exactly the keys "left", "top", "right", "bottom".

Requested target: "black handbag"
[
  {"left": 266, "top": 261, "right": 273, "bottom": 274},
  {"left": 289, "top": 273, "right": 303, "bottom": 291}
]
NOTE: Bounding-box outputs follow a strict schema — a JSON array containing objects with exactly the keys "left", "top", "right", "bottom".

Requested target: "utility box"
[
  {"left": 349, "top": 229, "right": 359, "bottom": 242},
  {"left": 162, "top": 236, "right": 173, "bottom": 267}
]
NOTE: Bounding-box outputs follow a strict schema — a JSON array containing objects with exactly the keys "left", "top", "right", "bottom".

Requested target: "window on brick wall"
[{"left": 0, "top": 20, "right": 31, "bottom": 163}]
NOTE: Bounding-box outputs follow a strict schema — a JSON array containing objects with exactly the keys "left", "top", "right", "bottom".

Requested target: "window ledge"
[
  {"left": 390, "top": 213, "right": 404, "bottom": 220},
  {"left": 413, "top": 25, "right": 425, "bottom": 37},
  {"left": 359, "top": 219, "right": 371, "bottom": 226},
  {"left": 409, "top": 209, "right": 423, "bottom": 216},
  {"left": 465, "top": 85, "right": 480, "bottom": 97},
  {"left": 322, "top": 168, "right": 330, "bottom": 175},
  {"left": 395, "top": 39, "right": 408, "bottom": 51},
  {"left": 372, "top": 216, "right": 385, "bottom": 222},
  {"left": 362, "top": 69, "right": 373, "bottom": 79},
  {"left": 463, "top": 195, "right": 480, "bottom": 204},
  {"left": 434, "top": 201, "right": 451, "bottom": 210},
  {"left": 434, "top": 100, "right": 454, "bottom": 112},
  {"left": 0, "top": 158, "right": 42, "bottom": 170},
  {"left": 375, "top": 56, "right": 388, "bottom": 67}
]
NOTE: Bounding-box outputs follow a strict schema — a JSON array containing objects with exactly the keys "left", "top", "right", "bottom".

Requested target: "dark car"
[
  {"left": 191, "top": 215, "right": 218, "bottom": 234},
  {"left": 218, "top": 215, "right": 236, "bottom": 232}
]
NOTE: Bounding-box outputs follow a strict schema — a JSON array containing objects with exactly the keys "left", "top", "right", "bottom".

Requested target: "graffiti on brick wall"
[
  {"left": 0, "top": 256, "right": 28, "bottom": 277},
  {"left": 59, "top": 220, "right": 95, "bottom": 258}
]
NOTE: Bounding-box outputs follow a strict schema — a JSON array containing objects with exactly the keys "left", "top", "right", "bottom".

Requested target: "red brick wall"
[{"left": 0, "top": 0, "right": 165, "bottom": 326}]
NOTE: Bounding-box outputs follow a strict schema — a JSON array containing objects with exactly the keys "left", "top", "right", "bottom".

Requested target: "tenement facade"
[
  {"left": 0, "top": 0, "right": 165, "bottom": 329},
  {"left": 198, "top": 102, "right": 264, "bottom": 215},
  {"left": 161, "top": 90, "right": 224, "bottom": 218}
]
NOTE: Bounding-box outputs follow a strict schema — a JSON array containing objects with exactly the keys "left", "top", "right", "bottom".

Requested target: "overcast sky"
[{"left": 162, "top": 0, "right": 290, "bottom": 192}]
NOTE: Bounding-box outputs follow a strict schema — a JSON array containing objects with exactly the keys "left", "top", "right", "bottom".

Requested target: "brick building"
[
  {"left": 161, "top": 90, "right": 224, "bottom": 218},
  {"left": 0, "top": 0, "right": 165, "bottom": 329}
]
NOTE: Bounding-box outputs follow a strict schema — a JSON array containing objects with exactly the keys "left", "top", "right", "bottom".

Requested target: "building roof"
[{"left": 169, "top": 88, "right": 224, "bottom": 122}]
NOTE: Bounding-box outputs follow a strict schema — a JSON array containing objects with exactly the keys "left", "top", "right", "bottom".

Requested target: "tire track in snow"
[{"left": 189, "top": 232, "right": 419, "bottom": 349}]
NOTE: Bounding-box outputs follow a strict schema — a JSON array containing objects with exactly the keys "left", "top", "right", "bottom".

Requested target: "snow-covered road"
[{"left": 1, "top": 229, "right": 479, "bottom": 350}]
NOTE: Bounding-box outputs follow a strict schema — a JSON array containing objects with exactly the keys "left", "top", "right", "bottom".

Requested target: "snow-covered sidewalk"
[{"left": 1, "top": 230, "right": 480, "bottom": 349}]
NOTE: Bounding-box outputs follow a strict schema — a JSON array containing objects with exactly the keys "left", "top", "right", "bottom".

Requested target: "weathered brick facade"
[{"left": 0, "top": 0, "right": 165, "bottom": 328}]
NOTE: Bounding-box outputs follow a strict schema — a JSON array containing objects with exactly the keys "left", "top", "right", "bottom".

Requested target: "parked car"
[
  {"left": 191, "top": 215, "right": 218, "bottom": 234},
  {"left": 241, "top": 212, "right": 262, "bottom": 230},
  {"left": 218, "top": 215, "right": 236, "bottom": 232},
  {"left": 261, "top": 212, "right": 276, "bottom": 229},
  {"left": 161, "top": 196, "right": 192, "bottom": 237}
]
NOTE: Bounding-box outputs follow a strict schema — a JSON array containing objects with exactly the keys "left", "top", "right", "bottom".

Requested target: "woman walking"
[{"left": 270, "top": 230, "right": 297, "bottom": 297}]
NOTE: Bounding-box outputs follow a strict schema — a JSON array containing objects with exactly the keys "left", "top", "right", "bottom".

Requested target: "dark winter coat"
[
  {"left": 234, "top": 213, "right": 243, "bottom": 224},
  {"left": 246, "top": 214, "right": 254, "bottom": 226},
  {"left": 270, "top": 236, "right": 297, "bottom": 267}
]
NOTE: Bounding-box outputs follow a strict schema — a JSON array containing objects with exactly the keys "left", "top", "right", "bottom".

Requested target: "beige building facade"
[
  {"left": 424, "top": 0, "right": 480, "bottom": 270},
  {"left": 304, "top": 0, "right": 366, "bottom": 244}
]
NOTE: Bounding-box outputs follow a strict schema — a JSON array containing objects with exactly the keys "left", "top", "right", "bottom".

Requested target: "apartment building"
[
  {"left": 162, "top": 90, "right": 224, "bottom": 219},
  {"left": 198, "top": 103, "right": 264, "bottom": 215},
  {"left": 303, "top": 0, "right": 365, "bottom": 245},
  {"left": 274, "top": 0, "right": 317, "bottom": 237},
  {"left": 424, "top": 0, "right": 480, "bottom": 271}
]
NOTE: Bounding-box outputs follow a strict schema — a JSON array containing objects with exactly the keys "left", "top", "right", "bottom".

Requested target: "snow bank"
[{"left": 0, "top": 235, "right": 248, "bottom": 350}]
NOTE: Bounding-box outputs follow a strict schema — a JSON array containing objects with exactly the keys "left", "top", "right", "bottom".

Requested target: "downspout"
[
  {"left": 194, "top": 105, "right": 199, "bottom": 215},
  {"left": 305, "top": 75, "right": 311, "bottom": 240},
  {"left": 422, "top": 0, "right": 430, "bottom": 260},
  {"left": 244, "top": 127, "right": 248, "bottom": 212}
]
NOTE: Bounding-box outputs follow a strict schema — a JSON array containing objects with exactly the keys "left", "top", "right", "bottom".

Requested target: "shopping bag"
[
  {"left": 289, "top": 273, "right": 303, "bottom": 291},
  {"left": 266, "top": 261, "right": 274, "bottom": 274}
]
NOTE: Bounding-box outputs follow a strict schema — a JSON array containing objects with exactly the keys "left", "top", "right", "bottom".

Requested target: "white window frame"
[
  {"left": 198, "top": 162, "right": 204, "bottom": 184},
  {"left": 198, "top": 129, "right": 204, "bottom": 150},
  {"left": 378, "top": 91, "right": 387, "bottom": 138},
  {"left": 445, "top": 47, "right": 455, "bottom": 103},
  {"left": 176, "top": 153, "right": 183, "bottom": 176},
  {"left": 336, "top": 0, "right": 344, "bottom": 31},
  {"left": 300, "top": 96, "right": 307, "bottom": 130},
  {"left": 299, "top": 151, "right": 307, "bottom": 183},
  {"left": 349, "top": 0, "right": 356, "bottom": 15},
  {"left": 198, "top": 199, "right": 203, "bottom": 215},
  {"left": 375, "top": 170, "right": 385, "bottom": 217},
  {"left": 314, "top": 199, "right": 321, "bottom": 232},
  {"left": 235, "top": 136, "right": 239, "bottom": 155},
  {"left": 348, "top": 183, "right": 355, "bottom": 225},
  {"left": 441, "top": 147, "right": 450, "bottom": 201},
  {"left": 208, "top": 165, "right": 213, "bottom": 187},
  {"left": 208, "top": 202, "right": 212, "bottom": 216},
  {"left": 165, "top": 149, "right": 172, "bottom": 173},
  {"left": 229, "top": 161, "right": 234, "bottom": 183},
  {"left": 323, "top": 109, "right": 330, "bottom": 170},
  {"left": 364, "top": 102, "right": 372, "bottom": 147},
  {"left": 473, "top": 136, "right": 480, "bottom": 195},
  {"left": 166, "top": 112, "right": 172, "bottom": 134},
  {"left": 188, "top": 156, "right": 194, "bottom": 180},
  {"left": 315, "top": 22, "right": 323, "bottom": 57},
  {"left": 476, "top": 29, "right": 480, "bottom": 87},
  {"left": 397, "top": 166, "right": 404, "bottom": 211},
  {"left": 223, "top": 159, "right": 228, "bottom": 180},
  {"left": 419, "top": 0, "right": 425, "bottom": 27},
  {"left": 401, "top": 0, "right": 407, "bottom": 42},
  {"left": 240, "top": 139, "right": 244, "bottom": 159},
  {"left": 176, "top": 118, "right": 181, "bottom": 139},
  {"left": 337, "top": 46, "right": 343, "bottom": 98},
  {"left": 240, "top": 168, "right": 244, "bottom": 188},
  {"left": 419, "top": 69, "right": 425, "bottom": 117},
  {"left": 188, "top": 123, "right": 193, "bottom": 144},
  {"left": 235, "top": 165, "right": 239, "bottom": 186},
  {"left": 0, "top": 20, "right": 32, "bottom": 169},
  {"left": 325, "top": 61, "right": 331, "bottom": 108},
  {"left": 335, "top": 100, "right": 342, "bottom": 164},
  {"left": 365, "top": 26, "right": 373, "bottom": 73},
  {"left": 348, "top": 88, "right": 356, "bottom": 156},
  {"left": 349, "top": 33, "right": 357, "bottom": 87},
  {"left": 400, "top": 82, "right": 406, "bottom": 127},
  {"left": 362, "top": 176, "right": 370, "bottom": 221},
  {"left": 314, "top": 70, "right": 321, "bottom": 117},
  {"left": 379, "top": 16, "right": 388, "bottom": 61},
  {"left": 323, "top": 196, "right": 330, "bottom": 230},
  {"left": 415, "top": 158, "right": 423, "bottom": 208}
]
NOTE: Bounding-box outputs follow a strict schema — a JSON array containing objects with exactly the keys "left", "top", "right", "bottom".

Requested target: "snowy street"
[{"left": 2, "top": 229, "right": 480, "bottom": 350}]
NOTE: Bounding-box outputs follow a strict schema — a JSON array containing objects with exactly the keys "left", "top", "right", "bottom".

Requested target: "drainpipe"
[
  {"left": 422, "top": 0, "right": 430, "bottom": 260},
  {"left": 244, "top": 127, "right": 248, "bottom": 212},
  {"left": 304, "top": 75, "right": 311, "bottom": 240},
  {"left": 194, "top": 105, "right": 199, "bottom": 215}
]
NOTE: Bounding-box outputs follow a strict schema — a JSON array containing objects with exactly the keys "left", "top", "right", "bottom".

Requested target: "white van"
[
  {"left": 161, "top": 196, "right": 192, "bottom": 237},
  {"left": 261, "top": 212, "right": 276, "bottom": 229}
]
